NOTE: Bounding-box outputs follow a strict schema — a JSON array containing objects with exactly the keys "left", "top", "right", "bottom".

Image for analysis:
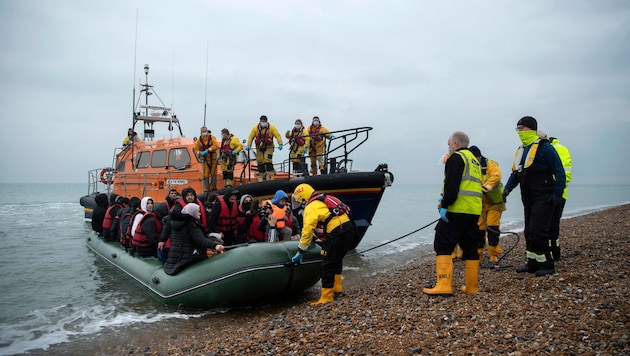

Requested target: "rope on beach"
[{"left": 347, "top": 218, "right": 440, "bottom": 257}]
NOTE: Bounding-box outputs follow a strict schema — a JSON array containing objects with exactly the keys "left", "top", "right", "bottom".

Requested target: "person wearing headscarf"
[
  {"left": 131, "top": 196, "right": 161, "bottom": 257},
  {"left": 163, "top": 203, "right": 225, "bottom": 275}
]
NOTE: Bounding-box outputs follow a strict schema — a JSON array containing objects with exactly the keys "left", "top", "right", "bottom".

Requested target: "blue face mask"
[
  {"left": 295, "top": 125, "right": 302, "bottom": 130},
  {"left": 260, "top": 122, "right": 268, "bottom": 128}
]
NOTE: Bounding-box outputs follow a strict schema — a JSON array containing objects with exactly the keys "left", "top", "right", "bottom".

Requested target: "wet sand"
[{"left": 27, "top": 204, "right": 630, "bottom": 355}]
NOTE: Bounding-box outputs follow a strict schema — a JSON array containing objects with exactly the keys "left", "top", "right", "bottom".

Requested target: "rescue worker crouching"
[{"left": 291, "top": 183, "right": 357, "bottom": 305}]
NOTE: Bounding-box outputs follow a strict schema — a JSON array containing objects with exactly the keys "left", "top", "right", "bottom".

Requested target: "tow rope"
[{"left": 347, "top": 218, "right": 440, "bottom": 257}]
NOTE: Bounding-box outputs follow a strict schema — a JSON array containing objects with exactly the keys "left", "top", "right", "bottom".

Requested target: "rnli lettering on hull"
[{"left": 167, "top": 179, "right": 188, "bottom": 185}]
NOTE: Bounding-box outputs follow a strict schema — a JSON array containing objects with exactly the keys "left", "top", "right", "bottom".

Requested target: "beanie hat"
[
  {"left": 517, "top": 116, "right": 537, "bottom": 130},
  {"left": 468, "top": 145, "right": 482, "bottom": 158}
]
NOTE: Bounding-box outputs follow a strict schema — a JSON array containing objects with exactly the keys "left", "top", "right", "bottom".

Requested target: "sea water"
[{"left": 0, "top": 183, "right": 627, "bottom": 355}]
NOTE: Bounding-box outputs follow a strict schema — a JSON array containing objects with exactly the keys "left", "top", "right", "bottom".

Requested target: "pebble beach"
[{"left": 29, "top": 204, "right": 630, "bottom": 355}]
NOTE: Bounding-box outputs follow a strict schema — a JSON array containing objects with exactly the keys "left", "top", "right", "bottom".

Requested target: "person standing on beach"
[
  {"left": 193, "top": 126, "right": 219, "bottom": 192},
  {"left": 246, "top": 115, "right": 283, "bottom": 182},
  {"left": 537, "top": 130, "right": 572, "bottom": 261},
  {"left": 503, "top": 117, "right": 566, "bottom": 277},
  {"left": 424, "top": 131, "right": 482, "bottom": 296},
  {"left": 291, "top": 183, "right": 357, "bottom": 305},
  {"left": 468, "top": 145, "right": 506, "bottom": 264}
]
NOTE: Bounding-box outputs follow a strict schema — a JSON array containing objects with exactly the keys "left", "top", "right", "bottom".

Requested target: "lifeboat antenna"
[{"left": 203, "top": 41, "right": 209, "bottom": 127}]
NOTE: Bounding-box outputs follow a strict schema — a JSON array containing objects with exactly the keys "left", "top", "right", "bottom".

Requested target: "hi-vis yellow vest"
[
  {"left": 447, "top": 150, "right": 483, "bottom": 215},
  {"left": 551, "top": 139, "right": 572, "bottom": 199}
]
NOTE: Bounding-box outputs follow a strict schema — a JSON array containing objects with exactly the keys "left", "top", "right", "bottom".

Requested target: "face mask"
[
  {"left": 260, "top": 122, "right": 268, "bottom": 128},
  {"left": 201, "top": 132, "right": 208, "bottom": 137},
  {"left": 295, "top": 125, "right": 302, "bottom": 130},
  {"left": 313, "top": 120, "right": 320, "bottom": 126},
  {"left": 242, "top": 202, "right": 252, "bottom": 210},
  {"left": 518, "top": 130, "right": 538, "bottom": 146},
  {"left": 222, "top": 134, "right": 228, "bottom": 140}
]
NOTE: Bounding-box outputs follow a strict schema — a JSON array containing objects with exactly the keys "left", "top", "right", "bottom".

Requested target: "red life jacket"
[
  {"left": 199, "top": 135, "right": 215, "bottom": 151},
  {"left": 220, "top": 135, "right": 233, "bottom": 155},
  {"left": 175, "top": 198, "right": 209, "bottom": 233},
  {"left": 215, "top": 195, "right": 239, "bottom": 233},
  {"left": 309, "top": 125, "right": 324, "bottom": 142},
  {"left": 255, "top": 126, "right": 273, "bottom": 146},
  {"left": 121, "top": 210, "right": 142, "bottom": 248},
  {"left": 289, "top": 129, "right": 306, "bottom": 147},
  {"left": 249, "top": 215, "right": 266, "bottom": 242},
  {"left": 307, "top": 193, "right": 351, "bottom": 238},
  {"left": 102, "top": 203, "right": 122, "bottom": 230},
  {"left": 132, "top": 212, "right": 161, "bottom": 247}
]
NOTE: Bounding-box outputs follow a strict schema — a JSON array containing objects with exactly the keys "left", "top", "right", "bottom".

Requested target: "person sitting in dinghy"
[
  {"left": 131, "top": 197, "right": 162, "bottom": 258},
  {"left": 163, "top": 203, "right": 225, "bottom": 275}
]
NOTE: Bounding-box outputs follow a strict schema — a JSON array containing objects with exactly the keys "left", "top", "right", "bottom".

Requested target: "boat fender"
[
  {"left": 111, "top": 253, "right": 117, "bottom": 258},
  {"left": 152, "top": 277, "right": 160, "bottom": 284}
]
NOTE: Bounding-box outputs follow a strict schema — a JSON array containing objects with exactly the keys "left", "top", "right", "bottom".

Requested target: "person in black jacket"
[
  {"left": 91, "top": 193, "right": 109, "bottom": 236},
  {"left": 163, "top": 203, "right": 225, "bottom": 275}
]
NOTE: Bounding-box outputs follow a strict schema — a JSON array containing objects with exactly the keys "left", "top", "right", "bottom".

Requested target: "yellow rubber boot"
[
  {"left": 311, "top": 287, "right": 335, "bottom": 305},
  {"left": 422, "top": 255, "right": 453, "bottom": 295},
  {"left": 488, "top": 245, "right": 503, "bottom": 263},
  {"left": 478, "top": 247, "right": 485, "bottom": 260},
  {"left": 333, "top": 274, "right": 343, "bottom": 294},
  {"left": 451, "top": 244, "right": 463, "bottom": 259},
  {"left": 460, "top": 260, "right": 480, "bottom": 294}
]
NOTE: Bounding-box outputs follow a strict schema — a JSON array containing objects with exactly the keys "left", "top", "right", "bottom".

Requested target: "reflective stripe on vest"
[{"left": 447, "top": 150, "right": 483, "bottom": 214}]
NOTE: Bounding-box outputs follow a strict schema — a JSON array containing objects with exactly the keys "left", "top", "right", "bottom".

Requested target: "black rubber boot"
[{"left": 516, "top": 259, "right": 538, "bottom": 273}]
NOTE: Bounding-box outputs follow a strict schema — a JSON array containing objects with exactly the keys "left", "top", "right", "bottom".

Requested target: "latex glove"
[
  {"left": 438, "top": 208, "right": 449, "bottom": 223},
  {"left": 278, "top": 144, "right": 283, "bottom": 151},
  {"left": 200, "top": 150, "right": 208, "bottom": 156},
  {"left": 437, "top": 196, "right": 443, "bottom": 203},
  {"left": 547, "top": 195, "right": 564, "bottom": 208},
  {"left": 231, "top": 150, "right": 236, "bottom": 156},
  {"left": 291, "top": 251, "right": 303, "bottom": 265},
  {"left": 302, "top": 147, "right": 307, "bottom": 154},
  {"left": 245, "top": 146, "right": 250, "bottom": 151},
  {"left": 286, "top": 130, "right": 290, "bottom": 135},
  {"left": 330, "top": 134, "right": 336, "bottom": 139}
]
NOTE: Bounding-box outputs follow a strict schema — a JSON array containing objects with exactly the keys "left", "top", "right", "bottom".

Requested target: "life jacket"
[
  {"left": 445, "top": 150, "right": 483, "bottom": 215},
  {"left": 199, "top": 135, "right": 215, "bottom": 152},
  {"left": 480, "top": 158, "right": 505, "bottom": 204},
  {"left": 261, "top": 199, "right": 289, "bottom": 229},
  {"left": 102, "top": 203, "right": 122, "bottom": 230},
  {"left": 248, "top": 215, "right": 266, "bottom": 242},
  {"left": 288, "top": 129, "right": 306, "bottom": 147},
  {"left": 121, "top": 210, "right": 142, "bottom": 248},
  {"left": 309, "top": 125, "right": 325, "bottom": 143},
  {"left": 175, "top": 198, "right": 209, "bottom": 232},
  {"left": 307, "top": 193, "right": 351, "bottom": 238},
  {"left": 512, "top": 139, "right": 542, "bottom": 173},
  {"left": 132, "top": 212, "right": 161, "bottom": 247},
  {"left": 220, "top": 135, "right": 234, "bottom": 155},
  {"left": 254, "top": 126, "right": 273, "bottom": 146},
  {"left": 215, "top": 195, "right": 239, "bottom": 233}
]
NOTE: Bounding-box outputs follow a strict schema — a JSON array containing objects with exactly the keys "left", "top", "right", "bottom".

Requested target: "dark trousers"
[
  {"left": 549, "top": 197, "right": 566, "bottom": 259},
  {"left": 434, "top": 213, "right": 480, "bottom": 260},
  {"left": 522, "top": 191, "right": 555, "bottom": 268},
  {"left": 320, "top": 222, "right": 356, "bottom": 288}
]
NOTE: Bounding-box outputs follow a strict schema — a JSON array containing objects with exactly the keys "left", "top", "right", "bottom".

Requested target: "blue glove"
[
  {"left": 245, "top": 146, "right": 250, "bottom": 151},
  {"left": 200, "top": 150, "right": 208, "bottom": 156},
  {"left": 291, "top": 251, "right": 303, "bottom": 265},
  {"left": 278, "top": 144, "right": 283, "bottom": 151},
  {"left": 231, "top": 150, "right": 236, "bottom": 156},
  {"left": 330, "top": 134, "right": 335, "bottom": 139},
  {"left": 437, "top": 196, "right": 443, "bottom": 203},
  {"left": 286, "top": 130, "right": 290, "bottom": 135},
  {"left": 439, "top": 208, "right": 449, "bottom": 222},
  {"left": 302, "top": 147, "right": 307, "bottom": 154}
]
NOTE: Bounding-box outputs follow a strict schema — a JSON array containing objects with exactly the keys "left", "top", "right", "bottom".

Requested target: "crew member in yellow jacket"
[
  {"left": 538, "top": 130, "right": 572, "bottom": 261},
  {"left": 469, "top": 145, "right": 506, "bottom": 263},
  {"left": 291, "top": 183, "right": 357, "bottom": 305},
  {"left": 307, "top": 116, "right": 334, "bottom": 175},
  {"left": 218, "top": 128, "right": 243, "bottom": 188},
  {"left": 193, "top": 126, "right": 219, "bottom": 192},
  {"left": 246, "top": 115, "right": 283, "bottom": 182},
  {"left": 285, "top": 119, "right": 310, "bottom": 176}
]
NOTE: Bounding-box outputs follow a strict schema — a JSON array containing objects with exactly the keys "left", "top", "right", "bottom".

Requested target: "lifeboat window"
[
  {"left": 169, "top": 148, "right": 190, "bottom": 170},
  {"left": 117, "top": 159, "right": 126, "bottom": 172},
  {"left": 151, "top": 149, "right": 167, "bottom": 168},
  {"left": 136, "top": 151, "right": 150, "bottom": 168}
]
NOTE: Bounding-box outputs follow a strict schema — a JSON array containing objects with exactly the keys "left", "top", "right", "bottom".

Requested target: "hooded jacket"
[{"left": 163, "top": 212, "right": 219, "bottom": 275}]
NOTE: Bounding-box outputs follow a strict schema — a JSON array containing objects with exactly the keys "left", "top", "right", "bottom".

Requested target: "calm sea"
[{"left": 0, "top": 182, "right": 627, "bottom": 355}]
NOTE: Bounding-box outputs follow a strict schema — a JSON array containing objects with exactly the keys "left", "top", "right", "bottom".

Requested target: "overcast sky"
[{"left": 1, "top": 0, "right": 629, "bottom": 185}]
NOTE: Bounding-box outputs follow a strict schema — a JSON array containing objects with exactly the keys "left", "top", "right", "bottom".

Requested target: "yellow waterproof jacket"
[
  {"left": 482, "top": 158, "right": 505, "bottom": 206},
  {"left": 247, "top": 124, "right": 283, "bottom": 149},
  {"left": 220, "top": 135, "right": 243, "bottom": 157},
  {"left": 308, "top": 124, "right": 331, "bottom": 149},
  {"left": 298, "top": 199, "right": 350, "bottom": 252},
  {"left": 550, "top": 138, "right": 572, "bottom": 199},
  {"left": 193, "top": 135, "right": 219, "bottom": 158},
  {"left": 285, "top": 128, "right": 310, "bottom": 150}
]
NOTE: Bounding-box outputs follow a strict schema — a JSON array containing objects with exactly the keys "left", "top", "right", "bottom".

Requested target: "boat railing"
[
  {"left": 86, "top": 168, "right": 113, "bottom": 198},
  {"left": 280, "top": 126, "right": 373, "bottom": 177}
]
